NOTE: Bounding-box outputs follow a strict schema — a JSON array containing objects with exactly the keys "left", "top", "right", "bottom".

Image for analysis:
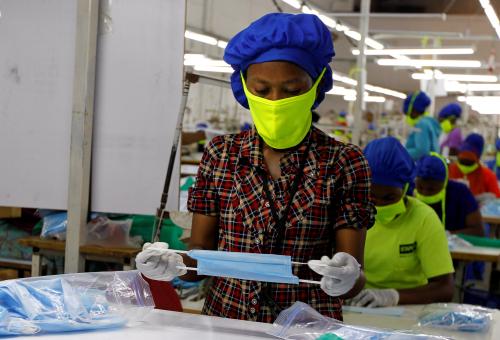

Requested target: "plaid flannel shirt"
[{"left": 188, "top": 126, "right": 375, "bottom": 323}]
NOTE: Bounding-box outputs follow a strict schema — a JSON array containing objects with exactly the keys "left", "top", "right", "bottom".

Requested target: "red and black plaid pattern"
[{"left": 188, "top": 127, "right": 375, "bottom": 323}]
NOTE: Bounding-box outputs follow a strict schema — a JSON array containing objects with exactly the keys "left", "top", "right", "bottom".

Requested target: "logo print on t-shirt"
[{"left": 399, "top": 242, "right": 417, "bottom": 254}]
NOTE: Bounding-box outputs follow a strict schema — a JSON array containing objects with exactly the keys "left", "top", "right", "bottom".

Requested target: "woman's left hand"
[{"left": 349, "top": 288, "right": 399, "bottom": 307}]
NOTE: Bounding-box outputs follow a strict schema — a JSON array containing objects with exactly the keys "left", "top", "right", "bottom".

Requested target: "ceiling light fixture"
[
  {"left": 479, "top": 0, "right": 500, "bottom": 38},
  {"left": 412, "top": 72, "right": 498, "bottom": 82},
  {"left": 352, "top": 47, "right": 475, "bottom": 56},
  {"left": 377, "top": 58, "right": 482, "bottom": 68}
]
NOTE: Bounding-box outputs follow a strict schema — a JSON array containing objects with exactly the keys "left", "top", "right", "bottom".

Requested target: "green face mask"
[
  {"left": 496, "top": 152, "right": 500, "bottom": 167},
  {"left": 440, "top": 119, "right": 453, "bottom": 133},
  {"left": 241, "top": 68, "right": 325, "bottom": 149},
  {"left": 457, "top": 162, "right": 479, "bottom": 175},
  {"left": 415, "top": 189, "right": 445, "bottom": 205},
  {"left": 406, "top": 115, "right": 421, "bottom": 127},
  {"left": 375, "top": 198, "right": 406, "bottom": 225}
]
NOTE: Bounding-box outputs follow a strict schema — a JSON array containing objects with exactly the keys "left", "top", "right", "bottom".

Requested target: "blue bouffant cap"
[
  {"left": 364, "top": 137, "right": 416, "bottom": 188},
  {"left": 403, "top": 91, "right": 431, "bottom": 115},
  {"left": 438, "top": 103, "right": 462, "bottom": 119},
  {"left": 460, "top": 133, "right": 485, "bottom": 160},
  {"left": 224, "top": 13, "right": 335, "bottom": 109},
  {"left": 416, "top": 155, "right": 447, "bottom": 181}
]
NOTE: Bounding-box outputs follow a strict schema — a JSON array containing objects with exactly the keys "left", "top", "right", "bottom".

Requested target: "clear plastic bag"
[
  {"left": 86, "top": 216, "right": 139, "bottom": 247},
  {"left": 40, "top": 212, "right": 69, "bottom": 240},
  {"left": 0, "top": 270, "right": 154, "bottom": 336},
  {"left": 417, "top": 303, "right": 493, "bottom": 332},
  {"left": 269, "top": 302, "right": 449, "bottom": 340}
]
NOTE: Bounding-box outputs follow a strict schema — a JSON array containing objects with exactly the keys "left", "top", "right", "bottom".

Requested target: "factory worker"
[
  {"left": 449, "top": 133, "right": 500, "bottom": 199},
  {"left": 415, "top": 154, "right": 483, "bottom": 236},
  {"left": 350, "top": 137, "right": 454, "bottom": 307},
  {"left": 485, "top": 139, "right": 500, "bottom": 180},
  {"left": 136, "top": 13, "right": 375, "bottom": 323},
  {"left": 403, "top": 91, "right": 441, "bottom": 161},
  {"left": 438, "top": 103, "right": 463, "bottom": 157}
]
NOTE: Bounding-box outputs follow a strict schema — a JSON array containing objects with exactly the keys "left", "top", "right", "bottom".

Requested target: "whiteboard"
[
  {"left": 0, "top": 0, "right": 76, "bottom": 209},
  {"left": 0, "top": 0, "right": 185, "bottom": 215}
]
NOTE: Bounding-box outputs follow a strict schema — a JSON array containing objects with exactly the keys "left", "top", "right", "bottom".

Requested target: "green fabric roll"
[{"left": 458, "top": 234, "right": 500, "bottom": 248}]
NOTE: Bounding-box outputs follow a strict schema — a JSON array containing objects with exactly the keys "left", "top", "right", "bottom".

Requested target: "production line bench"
[{"left": 17, "top": 236, "right": 140, "bottom": 276}]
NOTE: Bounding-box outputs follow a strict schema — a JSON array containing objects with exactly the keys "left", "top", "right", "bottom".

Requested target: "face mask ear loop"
[
  {"left": 430, "top": 152, "right": 448, "bottom": 227},
  {"left": 406, "top": 91, "right": 420, "bottom": 115}
]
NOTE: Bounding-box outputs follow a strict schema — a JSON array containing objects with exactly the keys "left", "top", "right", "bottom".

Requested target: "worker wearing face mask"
[
  {"left": 403, "top": 91, "right": 441, "bottom": 161},
  {"left": 415, "top": 154, "right": 483, "bottom": 236},
  {"left": 349, "top": 137, "right": 454, "bottom": 308},
  {"left": 438, "top": 103, "right": 463, "bottom": 157},
  {"left": 485, "top": 139, "right": 500, "bottom": 180},
  {"left": 136, "top": 13, "right": 375, "bottom": 323},
  {"left": 449, "top": 133, "right": 500, "bottom": 199}
]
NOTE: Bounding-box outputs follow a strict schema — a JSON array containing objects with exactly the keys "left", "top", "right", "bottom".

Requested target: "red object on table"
[{"left": 141, "top": 275, "right": 182, "bottom": 312}]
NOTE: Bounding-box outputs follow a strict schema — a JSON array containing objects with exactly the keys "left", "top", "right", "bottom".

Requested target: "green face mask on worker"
[
  {"left": 241, "top": 68, "right": 325, "bottom": 150},
  {"left": 440, "top": 119, "right": 453, "bottom": 133},
  {"left": 374, "top": 184, "right": 409, "bottom": 225},
  {"left": 415, "top": 189, "right": 445, "bottom": 205},
  {"left": 457, "top": 161, "right": 479, "bottom": 175}
]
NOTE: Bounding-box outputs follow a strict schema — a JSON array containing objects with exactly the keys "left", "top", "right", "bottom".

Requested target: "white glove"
[
  {"left": 308, "top": 252, "right": 361, "bottom": 297},
  {"left": 135, "top": 242, "right": 187, "bottom": 281},
  {"left": 350, "top": 288, "right": 399, "bottom": 307}
]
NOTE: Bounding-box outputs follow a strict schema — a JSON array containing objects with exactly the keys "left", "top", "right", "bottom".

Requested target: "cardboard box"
[{"left": 0, "top": 207, "right": 22, "bottom": 219}]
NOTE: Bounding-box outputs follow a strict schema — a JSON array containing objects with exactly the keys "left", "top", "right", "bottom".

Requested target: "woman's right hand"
[{"left": 136, "top": 242, "right": 187, "bottom": 281}]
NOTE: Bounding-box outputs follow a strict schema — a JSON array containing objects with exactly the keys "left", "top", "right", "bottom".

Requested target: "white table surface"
[
  {"left": 450, "top": 245, "right": 500, "bottom": 258},
  {"left": 10, "top": 306, "right": 500, "bottom": 339}
]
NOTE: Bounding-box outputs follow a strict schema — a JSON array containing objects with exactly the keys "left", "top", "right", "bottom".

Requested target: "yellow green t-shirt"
[{"left": 365, "top": 196, "right": 454, "bottom": 290}]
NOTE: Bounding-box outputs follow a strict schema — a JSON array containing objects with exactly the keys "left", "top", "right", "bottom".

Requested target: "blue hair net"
[
  {"left": 403, "top": 91, "right": 431, "bottom": 115},
  {"left": 224, "top": 13, "right": 334, "bottom": 109},
  {"left": 438, "top": 103, "right": 462, "bottom": 119},
  {"left": 364, "top": 137, "right": 416, "bottom": 188},
  {"left": 416, "top": 155, "right": 447, "bottom": 181},
  {"left": 495, "top": 139, "right": 500, "bottom": 151},
  {"left": 460, "top": 133, "right": 484, "bottom": 159}
]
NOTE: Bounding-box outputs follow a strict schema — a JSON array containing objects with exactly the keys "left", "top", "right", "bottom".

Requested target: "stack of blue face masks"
[
  {"left": 188, "top": 250, "right": 300, "bottom": 284},
  {"left": 418, "top": 303, "right": 493, "bottom": 332},
  {"left": 0, "top": 271, "right": 153, "bottom": 336}
]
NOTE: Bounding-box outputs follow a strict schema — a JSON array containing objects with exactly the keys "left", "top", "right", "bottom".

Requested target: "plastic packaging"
[
  {"left": 0, "top": 270, "right": 154, "bottom": 336},
  {"left": 40, "top": 212, "right": 69, "bottom": 240},
  {"left": 269, "top": 301, "right": 449, "bottom": 340},
  {"left": 86, "top": 216, "right": 139, "bottom": 247},
  {"left": 446, "top": 231, "right": 472, "bottom": 249},
  {"left": 417, "top": 303, "right": 493, "bottom": 332}
]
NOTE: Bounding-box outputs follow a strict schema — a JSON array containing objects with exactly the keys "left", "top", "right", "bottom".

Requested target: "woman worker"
[
  {"left": 415, "top": 154, "right": 483, "bottom": 236},
  {"left": 136, "top": 13, "right": 375, "bottom": 322},
  {"left": 350, "top": 137, "right": 454, "bottom": 307},
  {"left": 403, "top": 91, "right": 442, "bottom": 161},
  {"left": 438, "top": 103, "right": 463, "bottom": 157},
  {"left": 449, "top": 133, "right": 500, "bottom": 199}
]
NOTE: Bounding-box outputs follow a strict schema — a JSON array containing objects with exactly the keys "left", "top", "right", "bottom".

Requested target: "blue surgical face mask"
[{"left": 188, "top": 250, "right": 299, "bottom": 284}]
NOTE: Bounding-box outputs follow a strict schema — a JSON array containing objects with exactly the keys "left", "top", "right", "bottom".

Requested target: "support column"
[
  {"left": 352, "top": 0, "right": 371, "bottom": 146},
  {"left": 65, "top": 0, "right": 100, "bottom": 273}
]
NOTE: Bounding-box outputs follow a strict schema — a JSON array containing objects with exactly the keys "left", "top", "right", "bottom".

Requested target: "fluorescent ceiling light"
[
  {"left": 480, "top": 0, "right": 500, "bottom": 38},
  {"left": 446, "top": 82, "right": 500, "bottom": 92},
  {"left": 301, "top": 5, "right": 319, "bottom": 15},
  {"left": 327, "top": 86, "right": 357, "bottom": 96},
  {"left": 217, "top": 40, "right": 228, "bottom": 49},
  {"left": 377, "top": 58, "right": 481, "bottom": 68},
  {"left": 364, "top": 84, "right": 406, "bottom": 99},
  {"left": 184, "top": 55, "right": 230, "bottom": 68},
  {"left": 344, "top": 95, "right": 386, "bottom": 103},
  {"left": 352, "top": 47, "right": 475, "bottom": 56},
  {"left": 185, "top": 30, "right": 217, "bottom": 45},
  {"left": 412, "top": 72, "right": 498, "bottom": 82},
  {"left": 281, "top": 0, "right": 301, "bottom": 9},
  {"left": 332, "top": 73, "right": 405, "bottom": 99},
  {"left": 345, "top": 30, "right": 361, "bottom": 40},
  {"left": 318, "top": 14, "right": 336, "bottom": 29},
  {"left": 365, "top": 38, "right": 385, "bottom": 50},
  {"left": 193, "top": 65, "right": 233, "bottom": 73}
]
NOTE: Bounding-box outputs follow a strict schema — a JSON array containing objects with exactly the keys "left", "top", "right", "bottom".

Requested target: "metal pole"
[
  {"left": 65, "top": 0, "right": 100, "bottom": 273},
  {"left": 352, "top": 0, "right": 371, "bottom": 146}
]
